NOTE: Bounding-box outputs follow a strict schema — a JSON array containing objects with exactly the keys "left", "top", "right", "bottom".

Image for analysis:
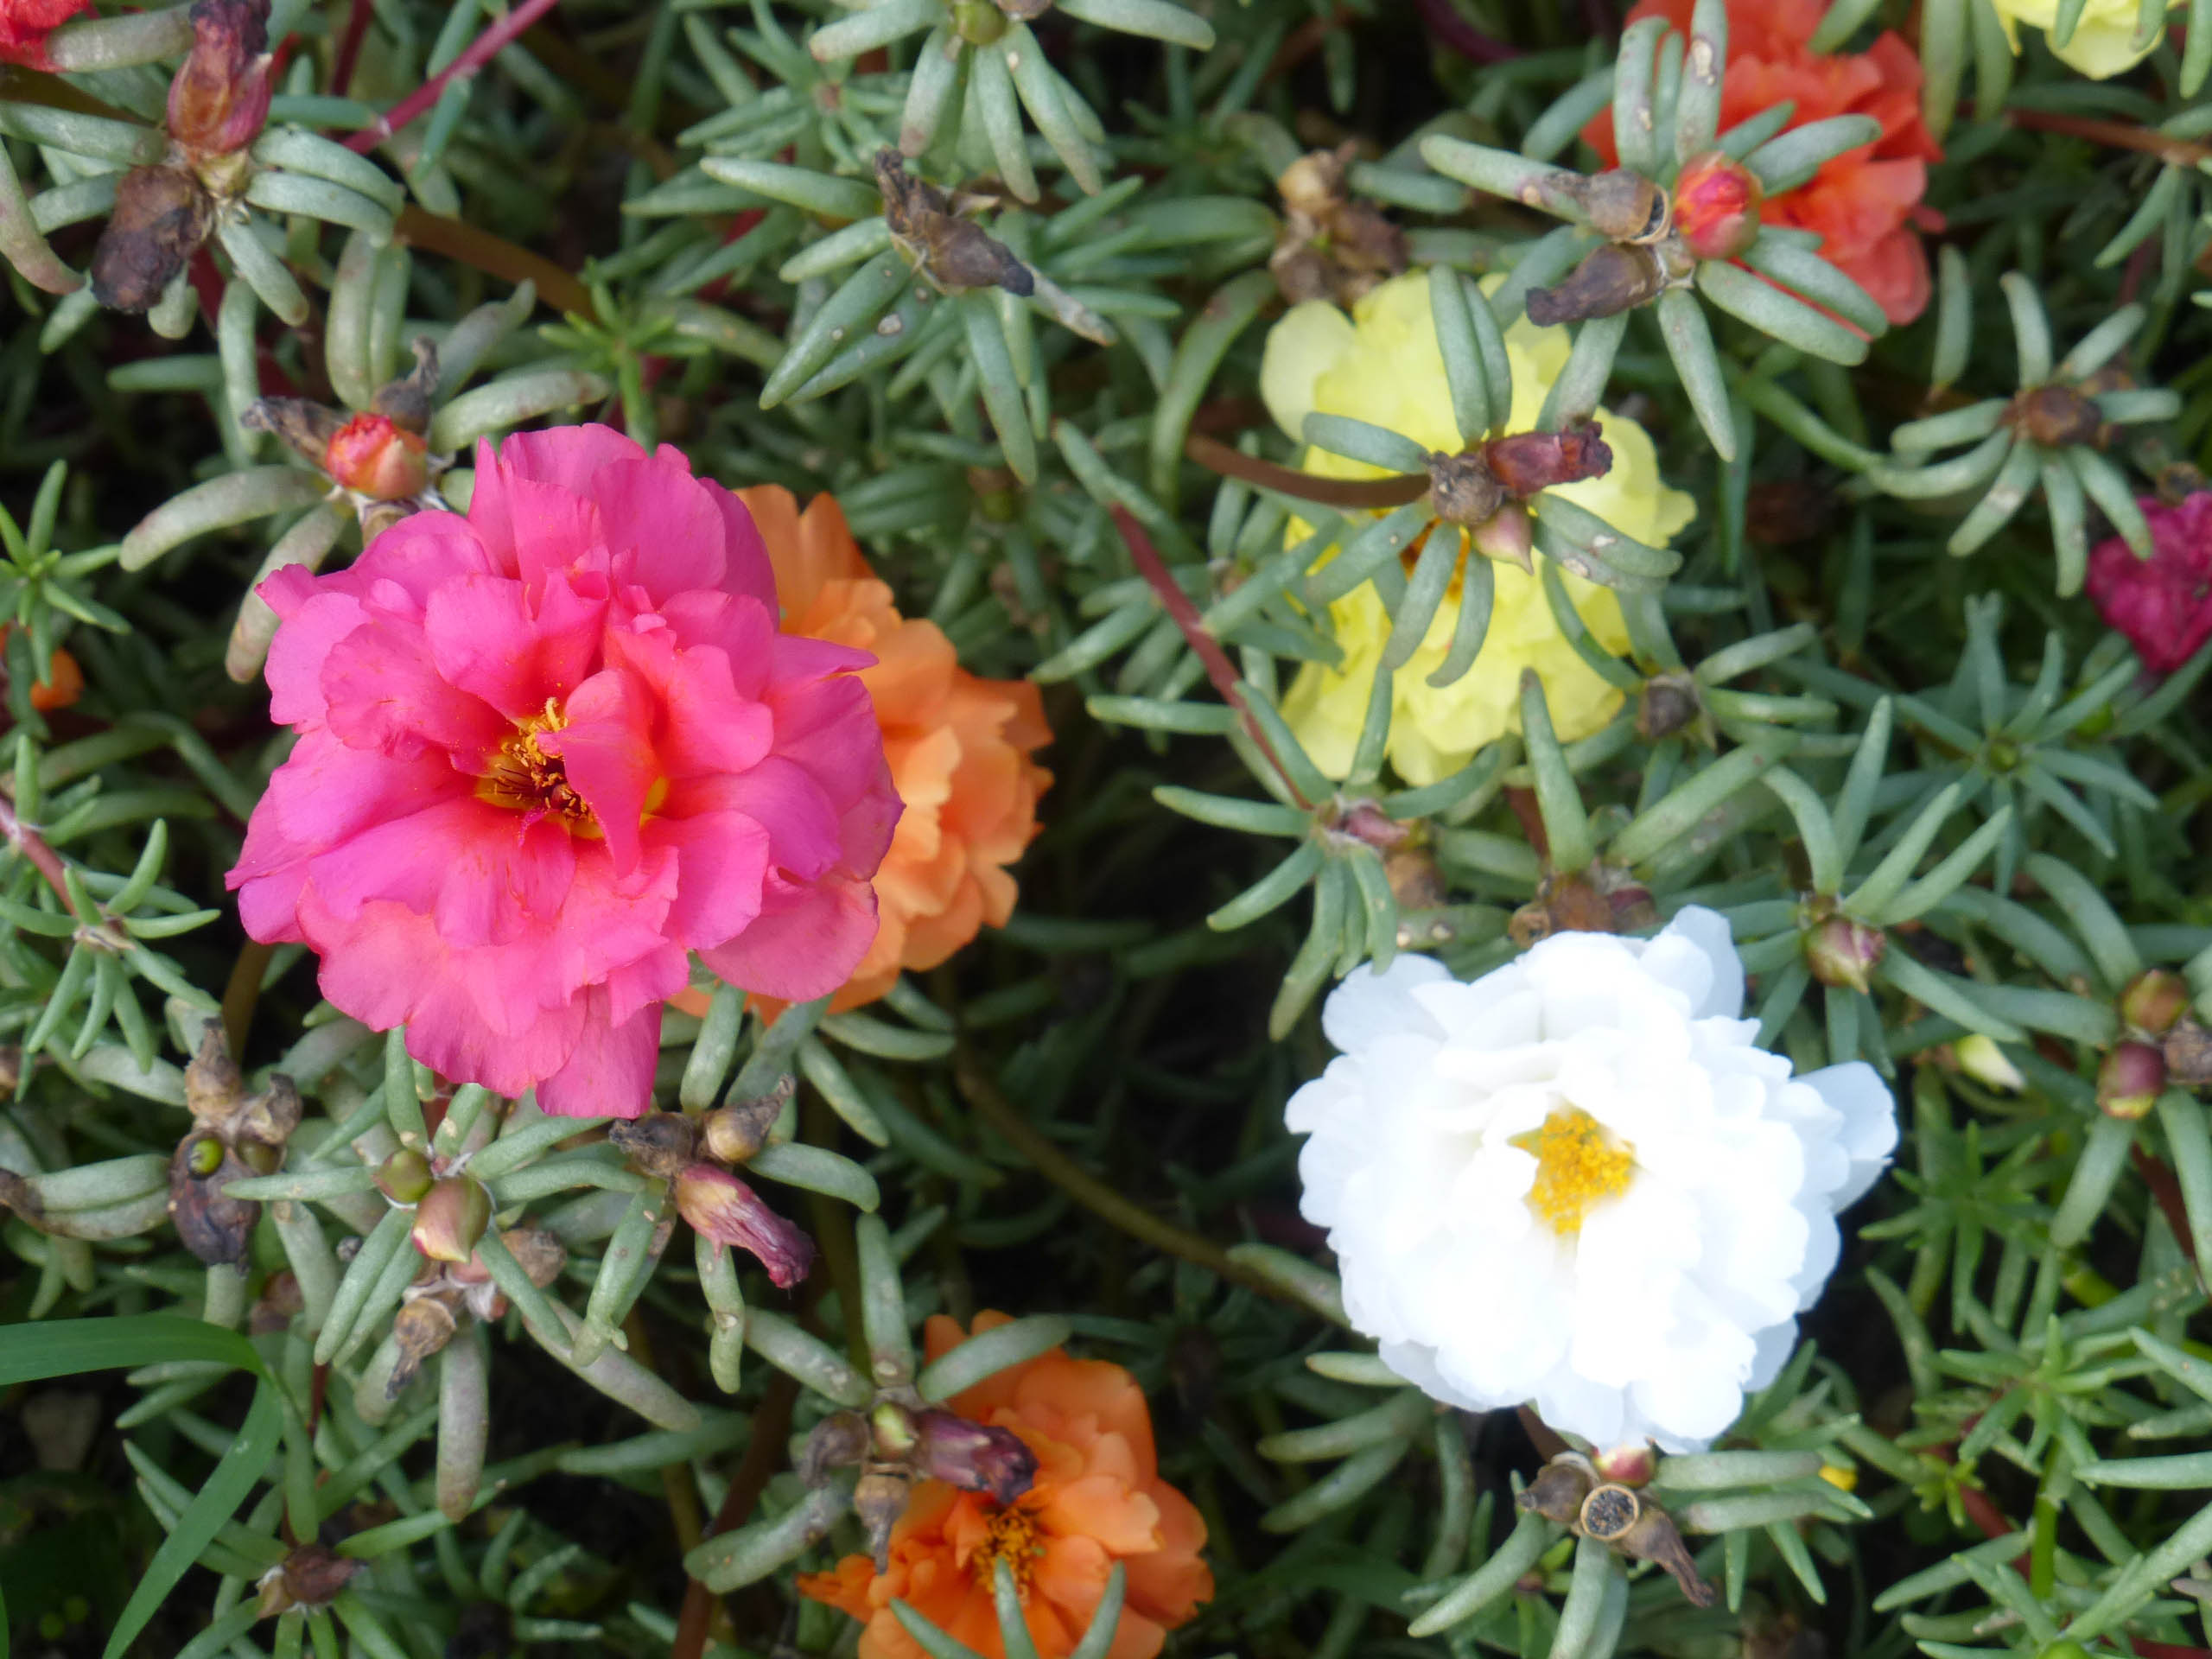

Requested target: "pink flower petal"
[
  {"left": 320, "top": 616, "right": 510, "bottom": 764},
  {"left": 700, "top": 870, "right": 879, "bottom": 1001},
  {"left": 535, "top": 666, "right": 661, "bottom": 874},
  {"left": 423, "top": 569, "right": 608, "bottom": 722},
  {"left": 645, "top": 809, "right": 772, "bottom": 950},
  {"left": 594, "top": 456, "right": 730, "bottom": 601},
  {"left": 535, "top": 983, "right": 662, "bottom": 1118},
  {"left": 604, "top": 625, "right": 773, "bottom": 779}
]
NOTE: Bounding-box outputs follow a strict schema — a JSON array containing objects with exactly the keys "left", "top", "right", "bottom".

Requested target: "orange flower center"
[
  {"left": 1512, "top": 1109, "right": 1635, "bottom": 1235},
  {"left": 476, "top": 699, "right": 601, "bottom": 836},
  {"left": 970, "top": 1503, "right": 1046, "bottom": 1599}
]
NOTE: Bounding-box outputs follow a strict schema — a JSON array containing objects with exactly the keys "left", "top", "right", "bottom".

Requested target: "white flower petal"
[
  {"left": 1323, "top": 955, "right": 1453, "bottom": 1053},
  {"left": 1656, "top": 906, "right": 1745, "bottom": 1020},
  {"left": 1805, "top": 1061, "right": 1899, "bottom": 1207}
]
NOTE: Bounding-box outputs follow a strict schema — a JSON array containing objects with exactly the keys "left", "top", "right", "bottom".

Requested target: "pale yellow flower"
[
  {"left": 1259, "top": 270, "right": 1696, "bottom": 788},
  {"left": 1986, "top": 0, "right": 2173, "bottom": 78}
]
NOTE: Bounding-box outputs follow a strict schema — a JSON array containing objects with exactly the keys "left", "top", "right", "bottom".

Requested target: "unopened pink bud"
[
  {"left": 1592, "top": 1442, "right": 1656, "bottom": 1487},
  {"left": 410, "top": 1176, "right": 491, "bottom": 1262},
  {"left": 1672, "top": 152, "right": 1764, "bottom": 263},
  {"left": 2099, "top": 1041, "right": 2165, "bottom": 1119},
  {"left": 914, "top": 1408, "right": 1039, "bottom": 1504},
  {"left": 1471, "top": 502, "right": 1534, "bottom": 572},
  {"left": 674, "top": 1163, "right": 815, "bottom": 1287},
  {"left": 167, "top": 0, "right": 272, "bottom": 157},
  {"left": 325, "top": 414, "right": 429, "bottom": 500},
  {"left": 1805, "top": 917, "right": 1885, "bottom": 994}
]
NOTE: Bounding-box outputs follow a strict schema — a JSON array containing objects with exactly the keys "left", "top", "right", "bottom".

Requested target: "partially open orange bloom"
[
  {"left": 798, "top": 1313, "right": 1212, "bottom": 1659},
  {"left": 1582, "top": 0, "right": 1942, "bottom": 325},
  {"left": 1, "top": 627, "right": 83, "bottom": 712},
  {"left": 673, "top": 488, "right": 1049, "bottom": 1018}
]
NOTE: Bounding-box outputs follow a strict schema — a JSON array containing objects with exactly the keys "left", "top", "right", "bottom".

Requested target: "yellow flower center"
[
  {"left": 971, "top": 1504, "right": 1046, "bottom": 1599},
  {"left": 476, "top": 698, "right": 600, "bottom": 836},
  {"left": 1514, "top": 1109, "right": 1635, "bottom": 1236}
]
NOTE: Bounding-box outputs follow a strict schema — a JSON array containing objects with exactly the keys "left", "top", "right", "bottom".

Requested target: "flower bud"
[
  {"left": 608, "top": 1111, "right": 700, "bottom": 1180},
  {"left": 376, "top": 1148, "right": 434, "bottom": 1205},
  {"left": 1574, "top": 169, "right": 1669, "bottom": 243},
  {"left": 1525, "top": 243, "right": 1669, "bottom": 327},
  {"left": 1671, "top": 152, "right": 1763, "bottom": 262},
  {"left": 2120, "top": 969, "right": 2192, "bottom": 1037},
  {"left": 1636, "top": 671, "right": 1701, "bottom": 742},
  {"left": 387, "top": 1293, "right": 460, "bottom": 1397},
  {"left": 952, "top": 0, "right": 1006, "bottom": 41},
  {"left": 674, "top": 1163, "right": 816, "bottom": 1287},
  {"left": 2098, "top": 1040, "right": 2165, "bottom": 1119},
  {"left": 855, "top": 1467, "right": 912, "bottom": 1573},
  {"left": 870, "top": 1399, "right": 922, "bottom": 1459},
  {"left": 1805, "top": 916, "right": 1885, "bottom": 994},
  {"left": 169, "top": 1133, "right": 257, "bottom": 1267},
  {"left": 1329, "top": 798, "right": 1409, "bottom": 850},
  {"left": 914, "top": 1409, "right": 1039, "bottom": 1504},
  {"left": 2165, "top": 1016, "right": 2212, "bottom": 1090},
  {"left": 1516, "top": 1452, "right": 1596, "bottom": 1528},
  {"left": 1952, "top": 1033, "right": 2025, "bottom": 1093},
  {"left": 1471, "top": 501, "right": 1534, "bottom": 571},
  {"left": 257, "top": 1543, "right": 359, "bottom": 1618},
  {"left": 1609, "top": 1495, "right": 1714, "bottom": 1607},
  {"left": 410, "top": 1175, "right": 492, "bottom": 1263},
  {"left": 91, "top": 164, "right": 214, "bottom": 314},
  {"left": 1484, "top": 424, "right": 1612, "bottom": 499},
  {"left": 166, "top": 0, "right": 271, "bottom": 159},
  {"left": 701, "top": 1083, "right": 789, "bottom": 1166},
  {"left": 324, "top": 414, "right": 430, "bottom": 501},
  {"left": 1592, "top": 1442, "right": 1656, "bottom": 1487},
  {"left": 800, "top": 1410, "right": 870, "bottom": 1485},
  {"left": 184, "top": 1020, "right": 242, "bottom": 1124}
]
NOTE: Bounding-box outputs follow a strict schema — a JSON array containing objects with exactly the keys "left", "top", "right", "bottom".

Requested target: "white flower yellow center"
[{"left": 1514, "top": 1108, "right": 1635, "bottom": 1235}]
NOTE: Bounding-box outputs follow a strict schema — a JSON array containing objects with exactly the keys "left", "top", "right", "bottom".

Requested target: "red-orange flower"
[
  {"left": 733, "top": 487, "right": 1050, "bottom": 1013},
  {"left": 0, "top": 0, "right": 92, "bottom": 68},
  {"left": 1582, "top": 0, "right": 1942, "bottom": 325},
  {"left": 798, "top": 1313, "right": 1212, "bottom": 1659},
  {"left": 1, "top": 628, "right": 83, "bottom": 712}
]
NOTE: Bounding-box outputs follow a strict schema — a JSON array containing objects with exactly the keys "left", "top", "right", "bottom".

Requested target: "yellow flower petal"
[
  {"left": 1267, "top": 271, "right": 1694, "bottom": 788},
  {"left": 1986, "top": 0, "right": 2170, "bottom": 76}
]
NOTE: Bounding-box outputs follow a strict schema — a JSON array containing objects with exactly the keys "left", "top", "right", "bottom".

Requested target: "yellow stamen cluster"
[
  {"left": 476, "top": 698, "right": 600, "bottom": 836},
  {"left": 971, "top": 1504, "right": 1046, "bottom": 1599},
  {"left": 1515, "top": 1108, "right": 1635, "bottom": 1235}
]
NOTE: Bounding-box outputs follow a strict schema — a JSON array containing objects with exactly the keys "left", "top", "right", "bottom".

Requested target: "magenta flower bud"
[
  {"left": 1804, "top": 917, "right": 1885, "bottom": 994},
  {"left": 2099, "top": 1041, "right": 2166, "bottom": 1119},
  {"left": 1592, "top": 1441, "right": 1656, "bottom": 1488},
  {"left": 674, "top": 1164, "right": 816, "bottom": 1287},
  {"left": 1672, "top": 151, "right": 1764, "bottom": 263},
  {"left": 411, "top": 1175, "right": 491, "bottom": 1263},
  {"left": 913, "top": 1408, "right": 1039, "bottom": 1505},
  {"left": 167, "top": 0, "right": 272, "bottom": 158},
  {"left": 2120, "top": 969, "right": 2192, "bottom": 1038}
]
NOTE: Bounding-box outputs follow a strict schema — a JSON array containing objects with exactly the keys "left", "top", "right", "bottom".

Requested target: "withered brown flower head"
[
  {"left": 89, "top": 165, "right": 213, "bottom": 315},
  {"left": 876, "top": 149, "right": 1034, "bottom": 297},
  {"left": 1270, "top": 143, "right": 1409, "bottom": 307},
  {"left": 168, "top": 0, "right": 272, "bottom": 159}
]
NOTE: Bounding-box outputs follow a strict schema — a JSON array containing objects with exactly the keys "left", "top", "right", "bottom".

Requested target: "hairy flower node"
[
  {"left": 1805, "top": 915, "right": 1885, "bottom": 993},
  {"left": 1672, "top": 151, "right": 1763, "bottom": 261},
  {"left": 2098, "top": 1041, "right": 2165, "bottom": 1120},
  {"left": 2087, "top": 492, "right": 2212, "bottom": 674},
  {"left": 674, "top": 1163, "right": 816, "bottom": 1287},
  {"left": 802, "top": 1313, "right": 1211, "bottom": 1659},
  {"left": 228, "top": 426, "right": 898, "bottom": 1118},
  {"left": 325, "top": 414, "right": 430, "bottom": 501},
  {"left": 167, "top": 0, "right": 272, "bottom": 159},
  {"left": 411, "top": 1175, "right": 491, "bottom": 1262},
  {"left": 2120, "top": 969, "right": 2192, "bottom": 1038},
  {"left": 1287, "top": 908, "right": 1897, "bottom": 1450}
]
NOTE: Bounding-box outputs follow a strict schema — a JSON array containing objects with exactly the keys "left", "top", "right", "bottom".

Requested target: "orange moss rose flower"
[
  {"left": 694, "top": 487, "right": 1050, "bottom": 1014},
  {"left": 1582, "top": 0, "right": 1942, "bottom": 325},
  {"left": 798, "top": 1313, "right": 1212, "bottom": 1659}
]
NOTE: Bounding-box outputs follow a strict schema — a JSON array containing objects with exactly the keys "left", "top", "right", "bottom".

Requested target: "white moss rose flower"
[{"left": 1286, "top": 907, "right": 1897, "bottom": 1452}]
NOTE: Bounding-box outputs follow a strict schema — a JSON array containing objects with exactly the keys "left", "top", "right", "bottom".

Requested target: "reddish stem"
[
  {"left": 328, "top": 0, "right": 374, "bottom": 99},
  {"left": 671, "top": 1372, "right": 799, "bottom": 1659},
  {"left": 345, "top": 0, "right": 563, "bottom": 154},
  {"left": 1412, "top": 0, "right": 1521, "bottom": 61},
  {"left": 1109, "top": 505, "right": 1313, "bottom": 811},
  {"left": 2006, "top": 108, "right": 2210, "bottom": 170},
  {"left": 1185, "top": 432, "right": 1429, "bottom": 511},
  {"left": 2133, "top": 1144, "right": 2198, "bottom": 1267},
  {"left": 0, "top": 792, "right": 73, "bottom": 906}
]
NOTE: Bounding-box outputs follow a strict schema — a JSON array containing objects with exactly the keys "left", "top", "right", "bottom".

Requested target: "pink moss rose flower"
[
  {"left": 2087, "top": 493, "right": 2212, "bottom": 674},
  {"left": 227, "top": 425, "right": 899, "bottom": 1118}
]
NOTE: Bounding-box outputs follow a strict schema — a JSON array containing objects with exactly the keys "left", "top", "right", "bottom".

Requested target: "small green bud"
[{"left": 376, "top": 1148, "right": 434, "bottom": 1205}]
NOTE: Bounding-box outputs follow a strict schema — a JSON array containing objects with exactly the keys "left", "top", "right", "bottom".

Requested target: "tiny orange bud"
[
  {"left": 325, "top": 413, "right": 430, "bottom": 500},
  {"left": 1672, "top": 151, "right": 1763, "bottom": 262}
]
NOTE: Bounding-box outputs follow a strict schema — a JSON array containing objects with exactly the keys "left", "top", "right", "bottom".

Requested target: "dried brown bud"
[
  {"left": 800, "top": 1410, "right": 871, "bottom": 1485},
  {"left": 499, "top": 1225, "right": 568, "bottom": 1288},
  {"left": 1578, "top": 1483, "right": 1641, "bottom": 1540},
  {"left": 410, "top": 1176, "right": 491, "bottom": 1263},
  {"left": 674, "top": 1163, "right": 816, "bottom": 1287},
  {"left": 1611, "top": 1496, "right": 1714, "bottom": 1605},
  {"left": 233, "top": 1073, "right": 302, "bottom": 1150},
  {"left": 387, "top": 1294, "right": 460, "bottom": 1397},
  {"left": 1575, "top": 169, "right": 1669, "bottom": 242},
  {"left": 914, "top": 1409, "right": 1038, "bottom": 1504},
  {"left": 241, "top": 397, "right": 347, "bottom": 466},
  {"left": 1525, "top": 242, "right": 1669, "bottom": 327},
  {"left": 2099, "top": 1040, "right": 2166, "bottom": 1120},
  {"left": 92, "top": 164, "right": 214, "bottom": 314},
  {"left": 1510, "top": 874, "right": 1618, "bottom": 948},
  {"left": 1805, "top": 916, "right": 1886, "bottom": 995},
  {"left": 1427, "top": 451, "right": 1506, "bottom": 529},
  {"left": 701, "top": 1078, "right": 791, "bottom": 1166},
  {"left": 369, "top": 338, "right": 440, "bottom": 434},
  {"left": 2009, "top": 385, "right": 2105, "bottom": 449},
  {"left": 1516, "top": 1452, "right": 1597, "bottom": 1527},
  {"left": 609, "top": 1111, "right": 701, "bottom": 1179},
  {"left": 876, "top": 149, "right": 1033, "bottom": 296},
  {"left": 2120, "top": 969, "right": 2192, "bottom": 1038},
  {"left": 1385, "top": 845, "right": 1446, "bottom": 913},
  {"left": 0, "top": 1048, "right": 18, "bottom": 1093},
  {"left": 250, "top": 1268, "right": 304, "bottom": 1335},
  {"left": 185, "top": 1021, "right": 243, "bottom": 1123},
  {"left": 2165, "top": 1016, "right": 2212, "bottom": 1090},
  {"left": 1637, "top": 671, "right": 1702, "bottom": 741},
  {"left": 168, "top": 0, "right": 271, "bottom": 159},
  {"left": 169, "top": 1132, "right": 257, "bottom": 1267},
  {"left": 1484, "top": 424, "right": 1612, "bottom": 499},
  {"left": 855, "top": 1466, "right": 912, "bottom": 1573},
  {"left": 1277, "top": 147, "right": 1348, "bottom": 218},
  {"left": 257, "top": 1542, "right": 360, "bottom": 1617}
]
